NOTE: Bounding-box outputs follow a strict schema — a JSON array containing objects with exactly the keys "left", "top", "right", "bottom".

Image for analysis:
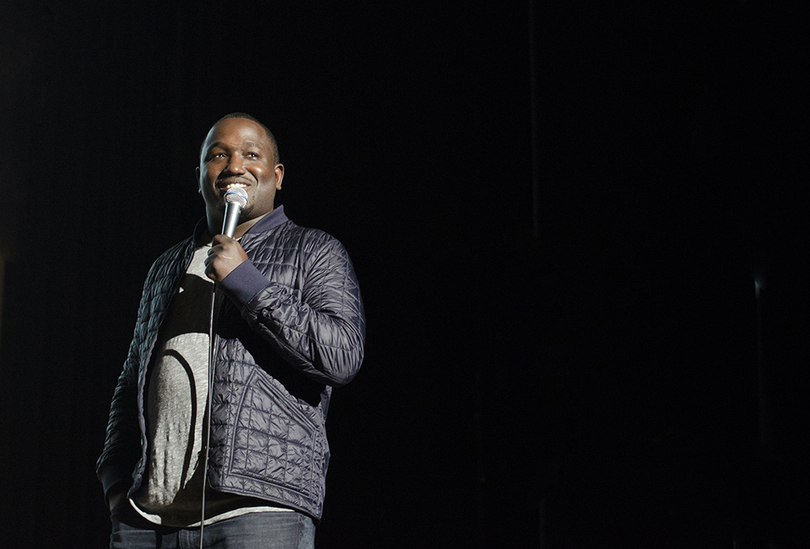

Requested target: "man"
[{"left": 97, "top": 113, "right": 365, "bottom": 548}]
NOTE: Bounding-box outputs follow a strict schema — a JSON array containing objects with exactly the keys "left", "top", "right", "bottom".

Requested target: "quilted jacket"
[{"left": 96, "top": 206, "right": 365, "bottom": 520}]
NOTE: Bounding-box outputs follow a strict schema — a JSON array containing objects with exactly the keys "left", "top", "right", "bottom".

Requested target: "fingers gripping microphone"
[{"left": 221, "top": 187, "right": 249, "bottom": 237}]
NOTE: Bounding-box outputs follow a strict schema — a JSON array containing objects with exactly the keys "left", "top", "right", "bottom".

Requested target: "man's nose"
[{"left": 226, "top": 155, "right": 246, "bottom": 174}]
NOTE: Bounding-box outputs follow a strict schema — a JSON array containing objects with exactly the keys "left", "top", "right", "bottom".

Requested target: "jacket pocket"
[{"left": 229, "top": 368, "right": 328, "bottom": 499}]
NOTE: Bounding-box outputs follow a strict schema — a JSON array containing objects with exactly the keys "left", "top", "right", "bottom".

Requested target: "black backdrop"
[{"left": 1, "top": 2, "right": 807, "bottom": 548}]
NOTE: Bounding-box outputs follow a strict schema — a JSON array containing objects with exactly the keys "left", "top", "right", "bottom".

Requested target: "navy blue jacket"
[{"left": 97, "top": 206, "right": 365, "bottom": 520}]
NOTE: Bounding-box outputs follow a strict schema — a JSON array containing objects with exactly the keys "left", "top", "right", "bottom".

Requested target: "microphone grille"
[{"left": 224, "top": 187, "right": 248, "bottom": 208}]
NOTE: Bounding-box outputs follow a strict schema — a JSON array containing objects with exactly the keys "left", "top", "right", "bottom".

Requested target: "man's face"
[{"left": 197, "top": 117, "right": 283, "bottom": 232}]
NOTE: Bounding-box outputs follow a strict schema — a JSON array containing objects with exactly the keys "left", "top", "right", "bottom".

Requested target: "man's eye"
[{"left": 246, "top": 152, "right": 259, "bottom": 158}]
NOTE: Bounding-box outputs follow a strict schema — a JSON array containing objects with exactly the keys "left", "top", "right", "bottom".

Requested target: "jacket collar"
[
  {"left": 246, "top": 204, "right": 290, "bottom": 234},
  {"left": 193, "top": 205, "right": 290, "bottom": 242}
]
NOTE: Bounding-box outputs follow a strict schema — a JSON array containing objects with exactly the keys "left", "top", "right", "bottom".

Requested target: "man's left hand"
[{"left": 205, "top": 234, "right": 248, "bottom": 283}]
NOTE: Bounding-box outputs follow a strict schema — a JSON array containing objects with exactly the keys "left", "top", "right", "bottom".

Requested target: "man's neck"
[
  {"left": 207, "top": 211, "right": 270, "bottom": 240},
  {"left": 232, "top": 213, "right": 267, "bottom": 239}
]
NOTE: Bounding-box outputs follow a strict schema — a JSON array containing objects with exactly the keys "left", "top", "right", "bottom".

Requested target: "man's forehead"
[
  {"left": 205, "top": 138, "right": 266, "bottom": 150},
  {"left": 205, "top": 118, "right": 265, "bottom": 143}
]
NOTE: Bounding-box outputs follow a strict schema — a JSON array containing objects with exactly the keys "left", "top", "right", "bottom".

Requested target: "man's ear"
[
  {"left": 195, "top": 166, "right": 201, "bottom": 193},
  {"left": 274, "top": 164, "right": 285, "bottom": 190}
]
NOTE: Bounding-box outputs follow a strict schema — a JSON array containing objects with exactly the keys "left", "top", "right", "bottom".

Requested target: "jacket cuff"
[
  {"left": 98, "top": 462, "right": 132, "bottom": 503},
  {"left": 219, "top": 260, "right": 271, "bottom": 307}
]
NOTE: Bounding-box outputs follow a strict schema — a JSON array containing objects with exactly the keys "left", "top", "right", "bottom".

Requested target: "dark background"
[{"left": 1, "top": 1, "right": 807, "bottom": 547}]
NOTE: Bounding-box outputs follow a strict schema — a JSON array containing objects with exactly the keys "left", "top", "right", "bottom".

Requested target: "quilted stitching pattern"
[{"left": 98, "top": 218, "right": 365, "bottom": 520}]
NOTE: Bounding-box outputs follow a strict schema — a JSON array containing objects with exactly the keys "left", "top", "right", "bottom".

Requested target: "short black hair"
[{"left": 202, "top": 112, "right": 280, "bottom": 164}]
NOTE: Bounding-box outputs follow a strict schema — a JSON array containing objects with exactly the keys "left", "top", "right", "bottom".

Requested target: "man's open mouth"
[{"left": 218, "top": 181, "right": 250, "bottom": 192}]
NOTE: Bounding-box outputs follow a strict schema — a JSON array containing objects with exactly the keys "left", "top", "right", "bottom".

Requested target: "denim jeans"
[{"left": 110, "top": 506, "right": 315, "bottom": 549}]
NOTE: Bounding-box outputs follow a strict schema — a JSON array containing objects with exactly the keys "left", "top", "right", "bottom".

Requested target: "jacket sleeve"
[
  {"left": 95, "top": 270, "right": 153, "bottom": 503},
  {"left": 219, "top": 230, "right": 365, "bottom": 387}
]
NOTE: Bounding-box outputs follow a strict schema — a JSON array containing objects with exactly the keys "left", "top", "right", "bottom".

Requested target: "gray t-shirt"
[{"left": 132, "top": 240, "right": 290, "bottom": 526}]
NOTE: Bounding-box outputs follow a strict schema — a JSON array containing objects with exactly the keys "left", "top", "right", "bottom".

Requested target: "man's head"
[
  {"left": 197, "top": 114, "right": 284, "bottom": 236},
  {"left": 200, "top": 112, "right": 280, "bottom": 165}
]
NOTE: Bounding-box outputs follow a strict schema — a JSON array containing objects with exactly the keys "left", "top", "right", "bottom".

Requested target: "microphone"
[{"left": 221, "top": 187, "right": 249, "bottom": 237}]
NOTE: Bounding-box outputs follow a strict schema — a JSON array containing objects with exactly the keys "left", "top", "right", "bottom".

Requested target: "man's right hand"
[{"left": 108, "top": 486, "right": 127, "bottom": 513}]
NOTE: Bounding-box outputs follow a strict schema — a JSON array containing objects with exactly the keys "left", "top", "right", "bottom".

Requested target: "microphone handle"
[{"left": 221, "top": 202, "right": 242, "bottom": 238}]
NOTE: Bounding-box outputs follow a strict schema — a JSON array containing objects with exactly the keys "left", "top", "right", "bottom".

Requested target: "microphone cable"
[
  {"left": 198, "top": 186, "right": 248, "bottom": 548},
  {"left": 199, "top": 280, "right": 218, "bottom": 548}
]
